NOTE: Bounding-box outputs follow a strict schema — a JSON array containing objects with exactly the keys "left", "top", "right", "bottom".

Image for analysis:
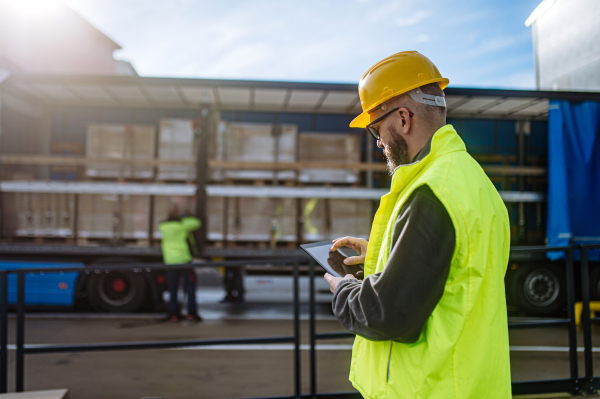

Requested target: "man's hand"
[
  {"left": 324, "top": 273, "right": 358, "bottom": 293},
  {"left": 330, "top": 237, "right": 368, "bottom": 266}
]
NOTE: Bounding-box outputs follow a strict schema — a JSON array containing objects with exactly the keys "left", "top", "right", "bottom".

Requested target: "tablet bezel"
[{"left": 300, "top": 240, "right": 364, "bottom": 278}]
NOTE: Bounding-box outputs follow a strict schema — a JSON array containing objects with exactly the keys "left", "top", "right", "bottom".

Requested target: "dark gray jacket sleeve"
[{"left": 331, "top": 185, "right": 455, "bottom": 343}]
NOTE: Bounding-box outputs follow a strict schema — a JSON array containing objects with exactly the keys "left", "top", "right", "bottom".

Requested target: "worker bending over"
[
  {"left": 325, "top": 51, "right": 511, "bottom": 399},
  {"left": 159, "top": 206, "right": 202, "bottom": 322}
]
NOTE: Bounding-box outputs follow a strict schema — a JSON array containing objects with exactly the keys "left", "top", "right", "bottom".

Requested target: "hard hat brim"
[
  {"left": 350, "top": 112, "right": 371, "bottom": 128},
  {"left": 349, "top": 78, "right": 449, "bottom": 128}
]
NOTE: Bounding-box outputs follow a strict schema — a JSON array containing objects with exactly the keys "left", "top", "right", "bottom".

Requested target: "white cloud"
[
  {"left": 461, "top": 32, "right": 530, "bottom": 60},
  {"left": 396, "top": 9, "right": 431, "bottom": 27},
  {"left": 58, "top": 0, "right": 536, "bottom": 88},
  {"left": 200, "top": 43, "right": 275, "bottom": 78}
]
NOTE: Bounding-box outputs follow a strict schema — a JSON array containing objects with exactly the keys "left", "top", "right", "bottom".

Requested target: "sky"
[{"left": 60, "top": 0, "right": 542, "bottom": 89}]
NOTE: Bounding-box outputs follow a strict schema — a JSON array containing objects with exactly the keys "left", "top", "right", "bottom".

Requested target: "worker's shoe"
[
  {"left": 185, "top": 314, "right": 203, "bottom": 322},
  {"left": 168, "top": 312, "right": 182, "bottom": 322}
]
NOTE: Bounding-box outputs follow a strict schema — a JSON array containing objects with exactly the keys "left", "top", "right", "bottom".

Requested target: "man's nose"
[{"left": 377, "top": 139, "right": 383, "bottom": 148}]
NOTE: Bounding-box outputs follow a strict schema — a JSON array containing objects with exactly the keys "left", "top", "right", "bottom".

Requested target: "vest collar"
[{"left": 389, "top": 124, "right": 466, "bottom": 193}]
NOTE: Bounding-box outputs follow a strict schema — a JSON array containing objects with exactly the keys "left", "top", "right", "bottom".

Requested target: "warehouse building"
[
  {"left": 526, "top": 0, "right": 600, "bottom": 91},
  {"left": 0, "top": 1, "right": 136, "bottom": 76}
]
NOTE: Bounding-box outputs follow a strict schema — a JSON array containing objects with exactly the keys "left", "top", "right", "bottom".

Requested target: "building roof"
[
  {"left": 2, "top": 73, "right": 600, "bottom": 120},
  {"left": 525, "top": 0, "right": 557, "bottom": 26}
]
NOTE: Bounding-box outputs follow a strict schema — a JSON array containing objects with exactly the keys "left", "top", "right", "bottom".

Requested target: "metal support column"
[
  {"left": 516, "top": 120, "right": 530, "bottom": 242},
  {"left": 148, "top": 195, "right": 155, "bottom": 246},
  {"left": 565, "top": 248, "right": 579, "bottom": 393},
  {"left": 580, "top": 248, "right": 595, "bottom": 393},
  {"left": 194, "top": 107, "right": 212, "bottom": 254},
  {"left": 16, "top": 271, "right": 25, "bottom": 392},
  {"left": 73, "top": 193, "right": 79, "bottom": 242},
  {"left": 0, "top": 271, "right": 7, "bottom": 393},
  {"left": 293, "top": 261, "right": 301, "bottom": 398},
  {"left": 309, "top": 261, "right": 316, "bottom": 398}
]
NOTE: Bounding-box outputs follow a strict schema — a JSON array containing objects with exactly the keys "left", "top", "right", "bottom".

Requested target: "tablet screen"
[{"left": 300, "top": 241, "right": 364, "bottom": 279}]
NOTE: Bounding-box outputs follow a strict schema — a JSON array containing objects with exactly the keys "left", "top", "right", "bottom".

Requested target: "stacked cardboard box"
[
  {"left": 302, "top": 198, "right": 372, "bottom": 241},
  {"left": 78, "top": 194, "right": 149, "bottom": 239},
  {"left": 157, "top": 119, "right": 196, "bottom": 181},
  {"left": 204, "top": 197, "right": 296, "bottom": 242},
  {"left": 212, "top": 122, "right": 297, "bottom": 181},
  {"left": 298, "top": 132, "right": 361, "bottom": 183},
  {"left": 86, "top": 124, "right": 156, "bottom": 179},
  {"left": 15, "top": 193, "right": 75, "bottom": 237}
]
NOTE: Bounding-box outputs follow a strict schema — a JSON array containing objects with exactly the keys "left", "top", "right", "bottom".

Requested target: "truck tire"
[
  {"left": 86, "top": 258, "right": 148, "bottom": 312},
  {"left": 511, "top": 264, "right": 565, "bottom": 316}
]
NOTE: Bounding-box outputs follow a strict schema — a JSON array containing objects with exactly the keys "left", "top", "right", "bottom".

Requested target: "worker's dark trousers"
[{"left": 167, "top": 268, "right": 198, "bottom": 315}]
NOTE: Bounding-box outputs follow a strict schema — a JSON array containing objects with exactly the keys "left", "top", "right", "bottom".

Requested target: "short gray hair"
[{"left": 388, "top": 83, "right": 446, "bottom": 131}]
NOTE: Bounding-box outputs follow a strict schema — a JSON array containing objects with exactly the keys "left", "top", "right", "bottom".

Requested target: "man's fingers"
[
  {"left": 323, "top": 273, "right": 334, "bottom": 283},
  {"left": 343, "top": 256, "right": 365, "bottom": 265},
  {"left": 330, "top": 236, "right": 356, "bottom": 251}
]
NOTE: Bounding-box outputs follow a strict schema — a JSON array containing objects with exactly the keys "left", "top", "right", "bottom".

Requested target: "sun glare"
[{"left": 3, "top": 0, "right": 61, "bottom": 15}]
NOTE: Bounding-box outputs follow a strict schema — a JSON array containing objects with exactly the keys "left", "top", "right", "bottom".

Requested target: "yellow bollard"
[{"left": 575, "top": 301, "right": 600, "bottom": 325}]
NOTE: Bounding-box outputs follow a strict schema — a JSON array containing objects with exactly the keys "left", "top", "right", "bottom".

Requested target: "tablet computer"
[{"left": 300, "top": 240, "right": 364, "bottom": 279}]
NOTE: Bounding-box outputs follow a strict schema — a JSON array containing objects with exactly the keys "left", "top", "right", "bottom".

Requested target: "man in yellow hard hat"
[{"left": 324, "top": 51, "right": 511, "bottom": 398}]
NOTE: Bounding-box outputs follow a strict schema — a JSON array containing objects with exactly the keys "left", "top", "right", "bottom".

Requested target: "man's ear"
[{"left": 398, "top": 107, "right": 412, "bottom": 135}]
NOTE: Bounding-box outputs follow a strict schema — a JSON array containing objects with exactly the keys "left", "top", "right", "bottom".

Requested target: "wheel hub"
[
  {"left": 524, "top": 270, "right": 560, "bottom": 307},
  {"left": 112, "top": 278, "right": 126, "bottom": 293},
  {"left": 97, "top": 273, "right": 136, "bottom": 308}
]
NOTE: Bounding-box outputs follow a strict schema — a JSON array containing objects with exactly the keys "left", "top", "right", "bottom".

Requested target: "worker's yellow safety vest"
[
  {"left": 349, "top": 125, "right": 511, "bottom": 399},
  {"left": 159, "top": 216, "right": 201, "bottom": 265}
]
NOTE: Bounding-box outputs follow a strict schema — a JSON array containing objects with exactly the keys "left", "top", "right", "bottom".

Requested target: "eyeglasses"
[{"left": 366, "top": 107, "right": 414, "bottom": 140}]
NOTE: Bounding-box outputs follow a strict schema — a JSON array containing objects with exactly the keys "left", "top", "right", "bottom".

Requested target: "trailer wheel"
[
  {"left": 87, "top": 270, "right": 148, "bottom": 313},
  {"left": 511, "top": 264, "right": 565, "bottom": 316}
]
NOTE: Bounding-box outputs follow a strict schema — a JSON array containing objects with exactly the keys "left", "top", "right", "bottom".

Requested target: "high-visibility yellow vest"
[
  {"left": 349, "top": 125, "right": 511, "bottom": 399},
  {"left": 159, "top": 216, "right": 201, "bottom": 265}
]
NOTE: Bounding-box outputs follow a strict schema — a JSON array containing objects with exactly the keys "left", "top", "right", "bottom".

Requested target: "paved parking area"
[{"left": 2, "top": 277, "right": 600, "bottom": 398}]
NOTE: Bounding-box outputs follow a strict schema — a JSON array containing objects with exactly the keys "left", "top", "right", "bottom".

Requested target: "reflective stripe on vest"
[{"left": 349, "top": 125, "right": 512, "bottom": 399}]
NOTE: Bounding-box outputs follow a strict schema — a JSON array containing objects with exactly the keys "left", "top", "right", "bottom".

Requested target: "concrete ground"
[{"left": 3, "top": 275, "right": 600, "bottom": 398}]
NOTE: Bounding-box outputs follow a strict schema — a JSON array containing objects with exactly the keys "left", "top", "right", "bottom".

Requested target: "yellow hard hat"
[{"left": 350, "top": 51, "right": 449, "bottom": 128}]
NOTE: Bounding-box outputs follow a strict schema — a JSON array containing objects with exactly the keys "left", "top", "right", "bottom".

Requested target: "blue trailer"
[
  {"left": 504, "top": 98, "right": 600, "bottom": 315},
  {"left": 0, "top": 261, "right": 80, "bottom": 307},
  {"left": 0, "top": 74, "right": 599, "bottom": 314}
]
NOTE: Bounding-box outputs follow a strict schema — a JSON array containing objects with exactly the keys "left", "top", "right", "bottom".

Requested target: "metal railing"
[
  {"left": 0, "top": 245, "right": 599, "bottom": 398},
  {"left": 0, "top": 258, "right": 304, "bottom": 398},
  {"left": 308, "top": 244, "right": 600, "bottom": 398}
]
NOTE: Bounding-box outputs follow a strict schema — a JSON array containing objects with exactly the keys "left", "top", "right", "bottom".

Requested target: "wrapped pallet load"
[
  {"left": 158, "top": 119, "right": 196, "bottom": 181},
  {"left": 226, "top": 197, "right": 297, "bottom": 242},
  {"left": 298, "top": 132, "right": 361, "bottom": 183},
  {"left": 86, "top": 124, "right": 156, "bottom": 179},
  {"left": 212, "top": 122, "right": 298, "bottom": 181},
  {"left": 205, "top": 197, "right": 296, "bottom": 243},
  {"left": 15, "top": 193, "right": 75, "bottom": 237},
  {"left": 78, "top": 194, "right": 150, "bottom": 240},
  {"left": 302, "top": 198, "right": 371, "bottom": 241}
]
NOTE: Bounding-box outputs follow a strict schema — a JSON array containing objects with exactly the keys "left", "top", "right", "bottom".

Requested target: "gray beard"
[{"left": 383, "top": 124, "right": 410, "bottom": 175}]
